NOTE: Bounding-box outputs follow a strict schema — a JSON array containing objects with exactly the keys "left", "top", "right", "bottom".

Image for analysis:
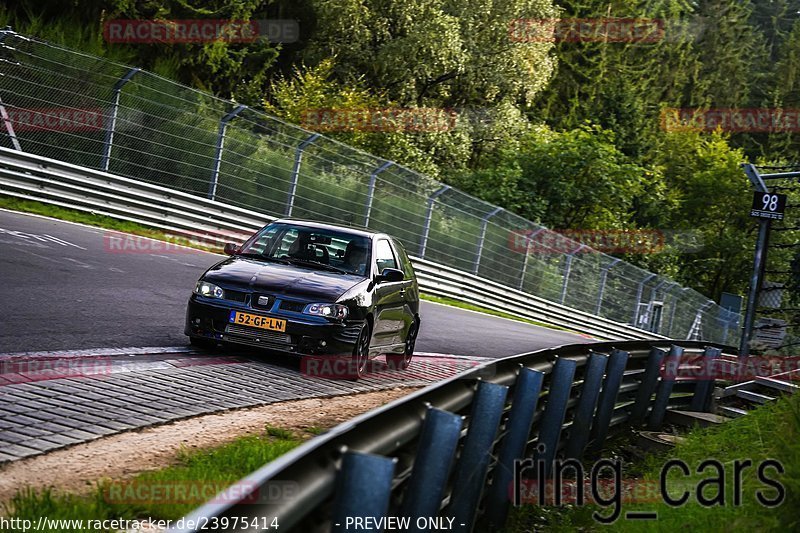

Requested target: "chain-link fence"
[{"left": 0, "top": 30, "right": 740, "bottom": 344}]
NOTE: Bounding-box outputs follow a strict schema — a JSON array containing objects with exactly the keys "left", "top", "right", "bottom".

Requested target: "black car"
[{"left": 185, "top": 219, "right": 420, "bottom": 379}]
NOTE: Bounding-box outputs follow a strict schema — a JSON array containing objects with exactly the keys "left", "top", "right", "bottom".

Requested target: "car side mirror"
[
  {"left": 223, "top": 243, "right": 239, "bottom": 255},
  {"left": 376, "top": 267, "right": 404, "bottom": 283}
]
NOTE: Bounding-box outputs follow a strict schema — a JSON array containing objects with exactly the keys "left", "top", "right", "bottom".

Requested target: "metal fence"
[
  {"left": 0, "top": 30, "right": 740, "bottom": 343},
  {"left": 171, "top": 339, "right": 732, "bottom": 532}
]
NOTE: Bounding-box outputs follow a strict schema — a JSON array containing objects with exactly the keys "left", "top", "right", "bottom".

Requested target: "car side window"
[
  {"left": 375, "top": 239, "right": 398, "bottom": 274},
  {"left": 391, "top": 239, "right": 415, "bottom": 279}
]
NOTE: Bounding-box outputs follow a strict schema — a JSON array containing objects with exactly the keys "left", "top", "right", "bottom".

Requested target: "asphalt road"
[{"left": 0, "top": 210, "right": 588, "bottom": 357}]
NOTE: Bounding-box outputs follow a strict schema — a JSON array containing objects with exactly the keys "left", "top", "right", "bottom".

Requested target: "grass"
[
  {"left": 420, "top": 293, "right": 579, "bottom": 334},
  {"left": 506, "top": 392, "right": 800, "bottom": 532},
  {"left": 1, "top": 194, "right": 574, "bottom": 335},
  {"left": 2, "top": 426, "right": 304, "bottom": 531}
]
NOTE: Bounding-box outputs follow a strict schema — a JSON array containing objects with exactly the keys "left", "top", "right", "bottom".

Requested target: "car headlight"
[
  {"left": 194, "top": 280, "right": 224, "bottom": 299},
  {"left": 304, "top": 303, "right": 349, "bottom": 320}
]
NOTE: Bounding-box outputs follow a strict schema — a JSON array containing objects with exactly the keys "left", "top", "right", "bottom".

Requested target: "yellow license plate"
[{"left": 229, "top": 310, "right": 286, "bottom": 332}]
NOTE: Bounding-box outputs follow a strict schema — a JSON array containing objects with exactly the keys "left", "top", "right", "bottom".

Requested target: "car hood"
[{"left": 203, "top": 257, "right": 366, "bottom": 301}]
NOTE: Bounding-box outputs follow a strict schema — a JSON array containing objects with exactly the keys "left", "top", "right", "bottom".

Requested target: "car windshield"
[{"left": 238, "top": 223, "right": 372, "bottom": 277}]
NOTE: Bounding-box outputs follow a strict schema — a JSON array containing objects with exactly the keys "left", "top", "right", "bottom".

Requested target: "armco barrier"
[
  {"left": 0, "top": 147, "right": 663, "bottom": 340},
  {"left": 171, "top": 339, "right": 735, "bottom": 532}
]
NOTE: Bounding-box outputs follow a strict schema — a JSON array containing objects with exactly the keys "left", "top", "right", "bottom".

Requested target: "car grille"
[
  {"left": 252, "top": 294, "right": 273, "bottom": 310},
  {"left": 224, "top": 324, "right": 291, "bottom": 345},
  {"left": 279, "top": 300, "right": 305, "bottom": 312},
  {"left": 224, "top": 289, "right": 248, "bottom": 303}
]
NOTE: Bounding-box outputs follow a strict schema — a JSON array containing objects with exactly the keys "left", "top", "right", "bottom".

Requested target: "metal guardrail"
[
  {"left": 171, "top": 339, "right": 733, "bottom": 533},
  {"left": 0, "top": 147, "right": 663, "bottom": 340}
]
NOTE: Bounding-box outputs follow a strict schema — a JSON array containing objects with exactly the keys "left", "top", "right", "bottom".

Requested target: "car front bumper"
[{"left": 184, "top": 295, "right": 363, "bottom": 356}]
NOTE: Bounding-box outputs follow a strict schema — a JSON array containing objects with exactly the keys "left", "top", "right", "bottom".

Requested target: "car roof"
[{"left": 272, "top": 218, "right": 382, "bottom": 239}]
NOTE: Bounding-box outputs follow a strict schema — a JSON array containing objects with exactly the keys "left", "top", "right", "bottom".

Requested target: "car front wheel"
[{"left": 346, "top": 322, "right": 371, "bottom": 380}]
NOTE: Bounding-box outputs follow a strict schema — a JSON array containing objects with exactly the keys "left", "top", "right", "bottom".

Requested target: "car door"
[
  {"left": 372, "top": 238, "right": 406, "bottom": 346},
  {"left": 389, "top": 238, "right": 418, "bottom": 337}
]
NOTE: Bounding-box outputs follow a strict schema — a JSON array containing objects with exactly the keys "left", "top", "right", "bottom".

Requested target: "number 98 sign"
[{"left": 751, "top": 191, "right": 787, "bottom": 220}]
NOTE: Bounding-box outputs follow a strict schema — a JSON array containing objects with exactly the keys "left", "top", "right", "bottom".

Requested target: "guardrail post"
[
  {"left": 631, "top": 273, "right": 657, "bottom": 326},
  {"left": 564, "top": 352, "right": 608, "bottom": 460},
  {"left": 418, "top": 185, "right": 450, "bottom": 258},
  {"left": 363, "top": 161, "right": 394, "bottom": 227},
  {"left": 559, "top": 245, "right": 585, "bottom": 304},
  {"left": 100, "top": 67, "right": 140, "bottom": 172},
  {"left": 518, "top": 228, "right": 545, "bottom": 290},
  {"left": 648, "top": 345, "right": 684, "bottom": 430},
  {"left": 447, "top": 380, "right": 508, "bottom": 532},
  {"left": 485, "top": 368, "right": 545, "bottom": 528},
  {"left": 689, "top": 346, "right": 722, "bottom": 412},
  {"left": 587, "top": 349, "right": 629, "bottom": 455},
  {"left": 533, "top": 357, "right": 577, "bottom": 475},
  {"left": 629, "top": 347, "right": 668, "bottom": 424},
  {"left": 285, "top": 133, "right": 320, "bottom": 216},
  {"left": 473, "top": 207, "right": 503, "bottom": 275},
  {"left": 207, "top": 104, "right": 246, "bottom": 200},
  {"left": 399, "top": 407, "right": 463, "bottom": 527},
  {"left": 331, "top": 451, "right": 397, "bottom": 533},
  {"left": 595, "top": 258, "right": 621, "bottom": 315}
]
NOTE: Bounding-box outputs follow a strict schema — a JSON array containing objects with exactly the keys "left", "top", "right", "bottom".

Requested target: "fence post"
[
  {"left": 399, "top": 407, "right": 463, "bottom": 527},
  {"left": 648, "top": 345, "right": 684, "bottom": 430},
  {"left": 631, "top": 273, "right": 657, "bottom": 326},
  {"left": 533, "top": 357, "right": 577, "bottom": 475},
  {"left": 587, "top": 349, "right": 629, "bottom": 454},
  {"left": 518, "top": 228, "right": 545, "bottom": 290},
  {"left": 285, "top": 133, "right": 320, "bottom": 216},
  {"left": 331, "top": 452, "right": 397, "bottom": 533},
  {"left": 207, "top": 104, "right": 246, "bottom": 200},
  {"left": 629, "top": 347, "right": 668, "bottom": 424},
  {"left": 687, "top": 301, "right": 714, "bottom": 340},
  {"left": 595, "top": 258, "right": 621, "bottom": 315},
  {"left": 473, "top": 207, "right": 503, "bottom": 275},
  {"left": 689, "top": 347, "right": 722, "bottom": 412},
  {"left": 565, "top": 352, "right": 608, "bottom": 460},
  {"left": 0, "top": 96, "right": 21, "bottom": 151},
  {"left": 0, "top": 30, "right": 21, "bottom": 151},
  {"left": 447, "top": 380, "right": 508, "bottom": 532},
  {"left": 667, "top": 287, "right": 691, "bottom": 337},
  {"left": 418, "top": 185, "right": 450, "bottom": 258},
  {"left": 100, "top": 67, "right": 140, "bottom": 172},
  {"left": 559, "top": 245, "right": 585, "bottom": 304},
  {"left": 363, "top": 161, "right": 394, "bottom": 227},
  {"left": 486, "top": 367, "right": 545, "bottom": 528}
]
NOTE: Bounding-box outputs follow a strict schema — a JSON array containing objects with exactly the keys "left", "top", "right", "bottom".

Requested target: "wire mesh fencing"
[{"left": 0, "top": 30, "right": 741, "bottom": 344}]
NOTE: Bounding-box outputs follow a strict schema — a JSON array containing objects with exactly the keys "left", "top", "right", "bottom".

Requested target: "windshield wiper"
[
  {"left": 236, "top": 253, "right": 290, "bottom": 264},
  {"left": 285, "top": 258, "right": 349, "bottom": 274}
]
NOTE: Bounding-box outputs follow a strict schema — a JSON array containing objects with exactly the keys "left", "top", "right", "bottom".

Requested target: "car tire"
[
  {"left": 346, "top": 322, "right": 371, "bottom": 380},
  {"left": 386, "top": 318, "right": 418, "bottom": 371},
  {"left": 189, "top": 336, "right": 217, "bottom": 349}
]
